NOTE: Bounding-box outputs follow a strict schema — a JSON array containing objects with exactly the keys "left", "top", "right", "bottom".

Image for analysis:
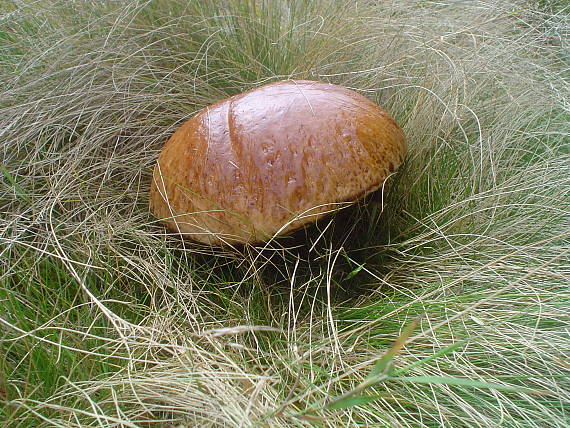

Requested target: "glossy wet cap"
[{"left": 150, "top": 80, "right": 406, "bottom": 245}]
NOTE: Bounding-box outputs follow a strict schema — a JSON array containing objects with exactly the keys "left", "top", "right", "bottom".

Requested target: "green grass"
[{"left": 1, "top": 0, "right": 569, "bottom": 426}]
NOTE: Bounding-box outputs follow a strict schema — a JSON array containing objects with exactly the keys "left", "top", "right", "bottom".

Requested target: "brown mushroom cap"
[{"left": 150, "top": 80, "right": 406, "bottom": 245}]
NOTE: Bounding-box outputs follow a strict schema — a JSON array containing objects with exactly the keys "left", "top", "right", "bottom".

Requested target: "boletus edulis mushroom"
[{"left": 150, "top": 80, "right": 406, "bottom": 245}]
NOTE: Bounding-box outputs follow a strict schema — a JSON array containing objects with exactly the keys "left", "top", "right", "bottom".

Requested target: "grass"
[{"left": 1, "top": 0, "right": 569, "bottom": 426}]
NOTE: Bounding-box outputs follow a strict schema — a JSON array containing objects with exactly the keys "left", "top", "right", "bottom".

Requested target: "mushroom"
[{"left": 150, "top": 80, "right": 406, "bottom": 245}]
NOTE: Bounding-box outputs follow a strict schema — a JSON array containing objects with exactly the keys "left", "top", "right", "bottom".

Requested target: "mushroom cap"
[{"left": 150, "top": 80, "right": 406, "bottom": 245}]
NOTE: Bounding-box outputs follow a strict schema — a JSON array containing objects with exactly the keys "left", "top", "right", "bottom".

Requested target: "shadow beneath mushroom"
[{"left": 230, "top": 189, "right": 399, "bottom": 293}]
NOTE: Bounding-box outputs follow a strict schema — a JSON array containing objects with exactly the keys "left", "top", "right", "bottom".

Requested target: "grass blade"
[
  {"left": 327, "top": 394, "right": 387, "bottom": 410},
  {"left": 393, "top": 340, "right": 468, "bottom": 376},
  {"left": 367, "top": 318, "right": 420, "bottom": 379},
  {"left": 394, "top": 376, "right": 538, "bottom": 394}
]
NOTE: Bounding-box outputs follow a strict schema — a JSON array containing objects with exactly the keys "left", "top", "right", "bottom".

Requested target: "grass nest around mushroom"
[{"left": 1, "top": 0, "right": 569, "bottom": 427}]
